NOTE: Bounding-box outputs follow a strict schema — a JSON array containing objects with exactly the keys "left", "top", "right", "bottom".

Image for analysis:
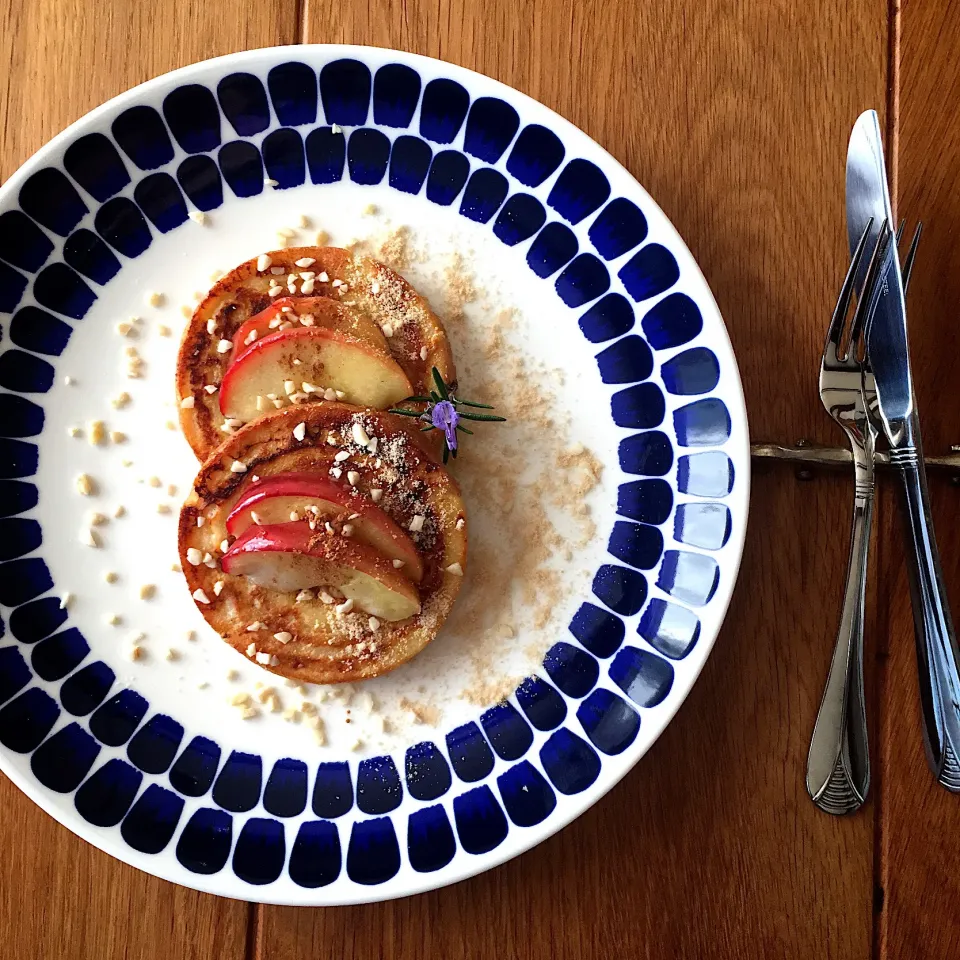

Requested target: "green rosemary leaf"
[
  {"left": 442, "top": 446, "right": 450, "bottom": 464},
  {"left": 403, "top": 395, "right": 434, "bottom": 403},
  {"left": 455, "top": 424, "right": 474, "bottom": 435},
  {"left": 388, "top": 409, "right": 423, "bottom": 417},
  {"left": 457, "top": 412, "right": 508, "bottom": 422},
  {"left": 432, "top": 366, "right": 449, "bottom": 399},
  {"left": 420, "top": 425, "right": 437, "bottom": 432},
  {"left": 454, "top": 399, "right": 496, "bottom": 409}
]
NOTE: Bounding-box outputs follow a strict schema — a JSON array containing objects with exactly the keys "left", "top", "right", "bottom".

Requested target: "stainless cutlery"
[
  {"left": 808, "top": 110, "right": 960, "bottom": 813},
  {"left": 806, "top": 219, "right": 886, "bottom": 815}
]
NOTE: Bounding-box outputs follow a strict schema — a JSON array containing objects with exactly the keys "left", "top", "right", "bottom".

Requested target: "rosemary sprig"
[{"left": 389, "top": 367, "right": 506, "bottom": 463}]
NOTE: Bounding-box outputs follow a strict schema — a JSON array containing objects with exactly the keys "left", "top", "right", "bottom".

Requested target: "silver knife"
[{"left": 849, "top": 110, "right": 960, "bottom": 790}]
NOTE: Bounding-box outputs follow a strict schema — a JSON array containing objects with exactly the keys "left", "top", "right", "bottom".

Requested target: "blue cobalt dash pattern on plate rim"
[{"left": 0, "top": 50, "right": 741, "bottom": 898}]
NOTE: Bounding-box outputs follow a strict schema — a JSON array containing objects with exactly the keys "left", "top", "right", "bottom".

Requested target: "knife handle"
[{"left": 892, "top": 434, "right": 960, "bottom": 791}]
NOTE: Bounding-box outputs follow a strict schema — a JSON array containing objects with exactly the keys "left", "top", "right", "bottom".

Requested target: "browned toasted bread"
[
  {"left": 176, "top": 247, "right": 456, "bottom": 460},
  {"left": 178, "top": 404, "right": 467, "bottom": 684}
]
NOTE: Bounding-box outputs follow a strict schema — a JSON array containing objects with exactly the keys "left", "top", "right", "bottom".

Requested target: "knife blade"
[{"left": 846, "top": 110, "right": 893, "bottom": 293}]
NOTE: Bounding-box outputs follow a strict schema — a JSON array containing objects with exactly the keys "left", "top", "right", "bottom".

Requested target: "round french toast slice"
[
  {"left": 178, "top": 404, "right": 467, "bottom": 684},
  {"left": 176, "top": 247, "right": 457, "bottom": 460}
]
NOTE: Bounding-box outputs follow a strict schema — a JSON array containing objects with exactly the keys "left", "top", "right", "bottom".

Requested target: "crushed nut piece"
[
  {"left": 445, "top": 562, "right": 464, "bottom": 576},
  {"left": 370, "top": 489, "right": 383, "bottom": 503},
  {"left": 193, "top": 589, "right": 211, "bottom": 604},
  {"left": 180, "top": 395, "right": 195, "bottom": 409},
  {"left": 88, "top": 420, "right": 106, "bottom": 445},
  {"left": 230, "top": 460, "right": 247, "bottom": 473},
  {"left": 186, "top": 547, "right": 202, "bottom": 565},
  {"left": 188, "top": 210, "right": 207, "bottom": 224},
  {"left": 139, "top": 584, "right": 156, "bottom": 600},
  {"left": 104, "top": 571, "right": 119, "bottom": 583},
  {"left": 409, "top": 515, "right": 425, "bottom": 533}
]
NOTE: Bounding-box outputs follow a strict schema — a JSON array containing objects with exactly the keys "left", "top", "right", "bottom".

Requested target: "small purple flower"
[{"left": 431, "top": 400, "right": 460, "bottom": 451}]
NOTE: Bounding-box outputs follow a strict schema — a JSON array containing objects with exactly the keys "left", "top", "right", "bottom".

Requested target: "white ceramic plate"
[{"left": 0, "top": 45, "right": 749, "bottom": 903}]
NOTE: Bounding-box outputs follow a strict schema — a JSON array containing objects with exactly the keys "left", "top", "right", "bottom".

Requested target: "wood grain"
[
  {"left": 0, "top": 1, "right": 298, "bottom": 958},
  {"left": 251, "top": 1, "right": 890, "bottom": 956},
  {"left": 878, "top": 4, "right": 960, "bottom": 958}
]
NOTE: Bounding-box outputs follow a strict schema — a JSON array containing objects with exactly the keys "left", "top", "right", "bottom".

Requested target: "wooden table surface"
[{"left": 2, "top": 0, "right": 960, "bottom": 957}]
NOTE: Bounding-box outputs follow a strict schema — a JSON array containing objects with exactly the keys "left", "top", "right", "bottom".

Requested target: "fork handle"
[
  {"left": 892, "top": 424, "right": 960, "bottom": 790},
  {"left": 806, "top": 484, "right": 872, "bottom": 815}
]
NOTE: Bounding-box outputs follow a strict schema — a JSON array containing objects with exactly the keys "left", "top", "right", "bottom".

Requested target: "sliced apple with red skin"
[
  {"left": 231, "top": 297, "right": 388, "bottom": 356},
  {"left": 220, "top": 327, "right": 412, "bottom": 421},
  {"left": 221, "top": 521, "right": 421, "bottom": 621},
  {"left": 225, "top": 473, "right": 424, "bottom": 581}
]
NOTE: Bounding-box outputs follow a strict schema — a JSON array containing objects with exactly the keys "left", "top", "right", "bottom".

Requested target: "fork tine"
[
  {"left": 902, "top": 221, "right": 923, "bottom": 292},
  {"left": 859, "top": 220, "right": 895, "bottom": 348},
  {"left": 827, "top": 217, "right": 875, "bottom": 356},
  {"left": 896, "top": 219, "right": 906, "bottom": 246},
  {"left": 850, "top": 218, "right": 891, "bottom": 351}
]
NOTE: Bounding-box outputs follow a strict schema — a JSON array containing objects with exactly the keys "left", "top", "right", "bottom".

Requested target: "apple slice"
[
  {"left": 231, "top": 297, "right": 388, "bottom": 356},
  {"left": 221, "top": 521, "right": 421, "bottom": 621},
  {"left": 226, "top": 473, "right": 424, "bottom": 581},
  {"left": 220, "top": 327, "right": 412, "bottom": 421}
]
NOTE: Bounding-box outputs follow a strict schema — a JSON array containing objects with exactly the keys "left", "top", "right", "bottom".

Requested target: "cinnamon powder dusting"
[{"left": 433, "top": 254, "right": 603, "bottom": 708}]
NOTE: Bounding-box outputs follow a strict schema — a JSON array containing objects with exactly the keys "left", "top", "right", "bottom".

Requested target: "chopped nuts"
[
  {"left": 58, "top": 592, "right": 73, "bottom": 610},
  {"left": 180, "top": 395, "right": 195, "bottom": 409},
  {"left": 255, "top": 651, "right": 272, "bottom": 665},
  {"left": 146, "top": 291, "right": 164, "bottom": 307},
  {"left": 264, "top": 177, "right": 279, "bottom": 188},
  {"left": 351, "top": 422, "right": 370, "bottom": 447},
  {"left": 368, "top": 617, "right": 381, "bottom": 632},
  {"left": 139, "top": 584, "right": 156, "bottom": 600},
  {"left": 409, "top": 515, "right": 425, "bottom": 533},
  {"left": 67, "top": 425, "right": 82, "bottom": 438},
  {"left": 420, "top": 346, "right": 429, "bottom": 361},
  {"left": 229, "top": 460, "right": 247, "bottom": 473},
  {"left": 148, "top": 476, "right": 162, "bottom": 488},
  {"left": 186, "top": 548, "right": 203, "bottom": 565},
  {"left": 213, "top": 580, "right": 225, "bottom": 596},
  {"left": 128, "top": 645, "right": 143, "bottom": 662},
  {"left": 112, "top": 391, "right": 131, "bottom": 409},
  {"left": 89, "top": 511, "right": 108, "bottom": 527},
  {"left": 88, "top": 420, "right": 106, "bottom": 445},
  {"left": 171, "top": 562, "right": 182, "bottom": 573},
  {"left": 188, "top": 210, "right": 207, "bottom": 224},
  {"left": 110, "top": 430, "right": 126, "bottom": 444},
  {"left": 165, "top": 648, "right": 180, "bottom": 661},
  {"left": 445, "top": 563, "right": 464, "bottom": 576},
  {"left": 274, "top": 631, "right": 292, "bottom": 644},
  {"left": 246, "top": 621, "right": 267, "bottom": 632},
  {"left": 107, "top": 614, "right": 121, "bottom": 626},
  {"left": 342, "top": 523, "right": 354, "bottom": 537},
  {"left": 456, "top": 518, "right": 465, "bottom": 530},
  {"left": 204, "top": 384, "right": 218, "bottom": 395},
  {"left": 82, "top": 528, "right": 101, "bottom": 548},
  {"left": 295, "top": 256, "right": 316, "bottom": 268},
  {"left": 334, "top": 450, "right": 350, "bottom": 462},
  {"left": 293, "top": 421, "right": 306, "bottom": 442},
  {"left": 193, "top": 589, "right": 211, "bottom": 604},
  {"left": 156, "top": 503, "right": 171, "bottom": 514},
  {"left": 301, "top": 278, "right": 315, "bottom": 294},
  {"left": 257, "top": 254, "right": 273, "bottom": 271},
  {"left": 392, "top": 559, "right": 405, "bottom": 569},
  {"left": 158, "top": 324, "right": 172, "bottom": 337},
  {"left": 240, "top": 705, "right": 259, "bottom": 720},
  {"left": 114, "top": 504, "right": 126, "bottom": 518},
  {"left": 104, "top": 571, "right": 119, "bottom": 583},
  {"left": 336, "top": 598, "right": 355, "bottom": 615},
  {"left": 167, "top": 484, "right": 177, "bottom": 496},
  {"left": 369, "top": 489, "right": 383, "bottom": 503},
  {"left": 116, "top": 321, "right": 136, "bottom": 337},
  {"left": 216, "top": 339, "right": 232, "bottom": 354},
  {"left": 196, "top": 516, "right": 205, "bottom": 527}
]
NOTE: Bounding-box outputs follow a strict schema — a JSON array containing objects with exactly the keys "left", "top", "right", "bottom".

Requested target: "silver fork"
[
  {"left": 806, "top": 219, "right": 887, "bottom": 815},
  {"left": 807, "top": 220, "right": 922, "bottom": 815}
]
